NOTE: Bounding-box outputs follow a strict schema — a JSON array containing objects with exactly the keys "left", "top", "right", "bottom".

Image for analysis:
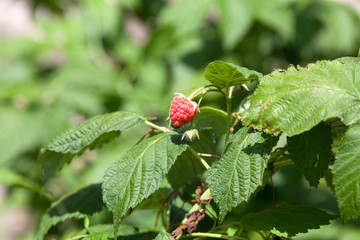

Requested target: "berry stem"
[{"left": 145, "top": 120, "right": 170, "bottom": 132}]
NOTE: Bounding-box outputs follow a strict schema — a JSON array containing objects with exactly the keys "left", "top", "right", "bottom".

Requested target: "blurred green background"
[{"left": 0, "top": 0, "right": 360, "bottom": 239}]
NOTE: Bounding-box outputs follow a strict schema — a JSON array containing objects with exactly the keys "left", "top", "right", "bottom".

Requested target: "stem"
[
  {"left": 145, "top": 120, "right": 170, "bottom": 132},
  {"left": 188, "top": 232, "right": 248, "bottom": 240},
  {"left": 272, "top": 158, "right": 294, "bottom": 170},
  {"left": 225, "top": 87, "right": 233, "bottom": 144},
  {"left": 187, "top": 85, "right": 225, "bottom": 100},
  {"left": 188, "top": 147, "right": 210, "bottom": 169},
  {"left": 66, "top": 235, "right": 88, "bottom": 240}
]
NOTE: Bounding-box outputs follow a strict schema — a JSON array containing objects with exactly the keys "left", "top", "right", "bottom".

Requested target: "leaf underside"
[
  {"left": 102, "top": 132, "right": 188, "bottom": 235},
  {"left": 207, "top": 127, "right": 276, "bottom": 222},
  {"left": 240, "top": 206, "right": 337, "bottom": 237},
  {"left": 334, "top": 122, "right": 360, "bottom": 221},
  {"left": 204, "top": 61, "right": 262, "bottom": 89},
  {"left": 242, "top": 60, "right": 360, "bottom": 136},
  {"left": 39, "top": 111, "right": 145, "bottom": 181},
  {"left": 288, "top": 122, "right": 332, "bottom": 187}
]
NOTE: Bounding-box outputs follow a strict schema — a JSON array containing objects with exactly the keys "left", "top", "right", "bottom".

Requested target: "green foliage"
[
  {"left": 155, "top": 232, "right": 173, "bottom": 240},
  {"left": 102, "top": 132, "right": 188, "bottom": 235},
  {"left": 334, "top": 122, "right": 360, "bottom": 221},
  {"left": 288, "top": 122, "right": 332, "bottom": 187},
  {"left": 167, "top": 131, "right": 216, "bottom": 189},
  {"left": 240, "top": 206, "right": 337, "bottom": 237},
  {"left": 2, "top": 0, "right": 360, "bottom": 239},
  {"left": 204, "top": 61, "right": 263, "bottom": 89},
  {"left": 193, "top": 106, "right": 228, "bottom": 137},
  {"left": 207, "top": 127, "right": 277, "bottom": 221},
  {"left": 217, "top": 0, "right": 252, "bottom": 50},
  {"left": 39, "top": 111, "right": 145, "bottom": 181},
  {"left": 242, "top": 60, "right": 360, "bottom": 136},
  {"left": 36, "top": 184, "right": 103, "bottom": 240}
]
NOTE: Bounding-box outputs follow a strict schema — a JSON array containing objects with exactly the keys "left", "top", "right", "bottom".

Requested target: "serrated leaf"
[
  {"left": 155, "top": 232, "right": 173, "bottom": 240},
  {"left": 242, "top": 60, "right": 360, "bottom": 136},
  {"left": 288, "top": 122, "right": 332, "bottom": 187},
  {"left": 240, "top": 206, "right": 337, "bottom": 237},
  {"left": 167, "top": 131, "right": 217, "bottom": 189},
  {"left": 193, "top": 107, "right": 228, "bottom": 137},
  {"left": 217, "top": 0, "right": 252, "bottom": 50},
  {"left": 102, "top": 132, "right": 188, "bottom": 235},
  {"left": 36, "top": 184, "right": 103, "bottom": 240},
  {"left": 334, "top": 122, "right": 360, "bottom": 221},
  {"left": 204, "top": 61, "right": 262, "bottom": 89},
  {"left": 207, "top": 127, "right": 276, "bottom": 221},
  {"left": 39, "top": 111, "right": 145, "bottom": 181},
  {"left": 336, "top": 56, "right": 360, "bottom": 64}
]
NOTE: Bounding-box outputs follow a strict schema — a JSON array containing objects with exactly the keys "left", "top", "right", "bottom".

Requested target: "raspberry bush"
[{"left": 35, "top": 57, "right": 360, "bottom": 240}]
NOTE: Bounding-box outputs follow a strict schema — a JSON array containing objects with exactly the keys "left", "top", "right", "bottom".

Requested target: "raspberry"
[{"left": 169, "top": 94, "right": 199, "bottom": 128}]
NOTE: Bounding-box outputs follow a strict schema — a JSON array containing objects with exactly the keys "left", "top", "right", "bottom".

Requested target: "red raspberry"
[{"left": 169, "top": 94, "right": 199, "bottom": 128}]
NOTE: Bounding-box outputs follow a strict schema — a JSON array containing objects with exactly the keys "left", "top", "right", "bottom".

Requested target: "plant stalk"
[
  {"left": 225, "top": 87, "right": 234, "bottom": 143},
  {"left": 188, "top": 232, "right": 248, "bottom": 240},
  {"left": 188, "top": 146, "right": 210, "bottom": 169},
  {"left": 145, "top": 120, "right": 170, "bottom": 132}
]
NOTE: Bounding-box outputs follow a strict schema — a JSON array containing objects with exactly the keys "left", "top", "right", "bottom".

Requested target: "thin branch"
[
  {"left": 135, "top": 128, "right": 153, "bottom": 145},
  {"left": 155, "top": 190, "right": 177, "bottom": 229}
]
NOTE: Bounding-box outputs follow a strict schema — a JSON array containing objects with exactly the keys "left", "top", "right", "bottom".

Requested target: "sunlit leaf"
[
  {"left": 242, "top": 60, "right": 360, "bottom": 136},
  {"left": 204, "top": 61, "right": 262, "bottom": 89},
  {"left": 102, "top": 132, "right": 187, "bottom": 235},
  {"left": 334, "top": 122, "right": 360, "bottom": 221},
  {"left": 39, "top": 111, "right": 145, "bottom": 181},
  {"left": 207, "top": 127, "right": 276, "bottom": 221}
]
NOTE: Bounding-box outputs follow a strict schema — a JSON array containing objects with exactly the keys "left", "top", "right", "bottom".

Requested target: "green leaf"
[
  {"left": 204, "top": 61, "right": 262, "bottom": 89},
  {"left": 167, "top": 131, "right": 217, "bottom": 189},
  {"left": 36, "top": 184, "right": 103, "bottom": 240},
  {"left": 336, "top": 56, "right": 360, "bottom": 64},
  {"left": 39, "top": 111, "right": 145, "bottom": 181},
  {"left": 207, "top": 127, "right": 276, "bottom": 221},
  {"left": 240, "top": 206, "right": 337, "bottom": 237},
  {"left": 242, "top": 60, "right": 360, "bottom": 136},
  {"left": 102, "top": 132, "right": 188, "bottom": 235},
  {"left": 155, "top": 232, "right": 173, "bottom": 240},
  {"left": 334, "top": 122, "right": 360, "bottom": 221},
  {"left": 193, "top": 107, "right": 228, "bottom": 138},
  {"left": 217, "top": 0, "right": 252, "bottom": 50},
  {"left": 288, "top": 122, "right": 332, "bottom": 187}
]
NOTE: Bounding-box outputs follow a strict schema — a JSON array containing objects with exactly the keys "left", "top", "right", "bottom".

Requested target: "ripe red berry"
[{"left": 169, "top": 94, "right": 199, "bottom": 128}]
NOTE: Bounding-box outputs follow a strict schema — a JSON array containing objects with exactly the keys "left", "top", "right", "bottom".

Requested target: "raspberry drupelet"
[{"left": 169, "top": 94, "right": 199, "bottom": 128}]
